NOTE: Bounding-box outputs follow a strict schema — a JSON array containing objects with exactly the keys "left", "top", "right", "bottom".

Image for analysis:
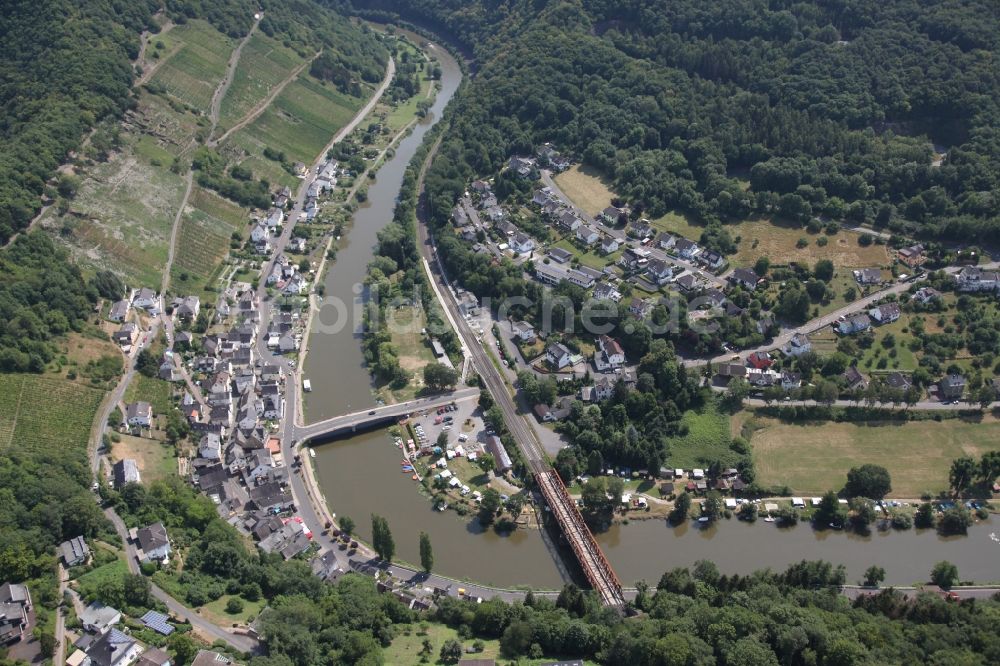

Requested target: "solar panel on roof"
[{"left": 140, "top": 610, "right": 175, "bottom": 635}]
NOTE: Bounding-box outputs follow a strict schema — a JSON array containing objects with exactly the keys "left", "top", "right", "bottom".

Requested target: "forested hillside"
[{"left": 357, "top": 0, "right": 1000, "bottom": 246}]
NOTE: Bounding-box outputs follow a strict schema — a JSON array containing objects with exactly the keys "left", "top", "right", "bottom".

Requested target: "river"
[
  {"left": 304, "top": 32, "right": 1000, "bottom": 589},
  {"left": 302, "top": 31, "right": 462, "bottom": 421}
]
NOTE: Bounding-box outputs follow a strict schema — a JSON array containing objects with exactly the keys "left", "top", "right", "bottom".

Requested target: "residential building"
[
  {"left": 601, "top": 206, "right": 627, "bottom": 225},
  {"left": 471, "top": 180, "right": 491, "bottom": 194},
  {"left": 600, "top": 236, "right": 620, "bottom": 254},
  {"left": 697, "top": 249, "right": 725, "bottom": 270},
  {"left": 912, "top": 287, "right": 941, "bottom": 304},
  {"left": 79, "top": 602, "right": 121, "bottom": 635},
  {"left": 113, "top": 322, "right": 139, "bottom": 348},
  {"left": 747, "top": 351, "right": 773, "bottom": 370},
  {"left": 843, "top": 366, "right": 868, "bottom": 390},
  {"left": 112, "top": 459, "right": 141, "bottom": 489},
  {"left": 108, "top": 300, "right": 130, "bottom": 323},
  {"left": 485, "top": 436, "right": 512, "bottom": 473},
  {"left": 0, "top": 582, "right": 31, "bottom": 644},
  {"left": 628, "top": 297, "right": 653, "bottom": 318},
  {"left": 199, "top": 433, "right": 223, "bottom": 460},
  {"left": 133, "top": 287, "right": 158, "bottom": 311},
  {"left": 508, "top": 156, "right": 537, "bottom": 178},
  {"left": 135, "top": 522, "right": 171, "bottom": 563},
  {"left": 126, "top": 401, "right": 153, "bottom": 428},
  {"left": 781, "top": 371, "right": 802, "bottom": 390},
  {"left": 594, "top": 335, "right": 625, "bottom": 371},
  {"left": 60, "top": 536, "right": 91, "bottom": 567},
  {"left": 836, "top": 313, "right": 872, "bottom": 335},
  {"left": 511, "top": 321, "right": 536, "bottom": 343},
  {"left": 897, "top": 243, "right": 925, "bottom": 267},
  {"left": 939, "top": 374, "right": 966, "bottom": 401},
  {"left": 645, "top": 258, "right": 673, "bottom": 285},
  {"left": 593, "top": 282, "right": 622, "bottom": 302},
  {"left": 853, "top": 268, "right": 883, "bottom": 285},
  {"left": 782, "top": 333, "right": 812, "bottom": 357},
  {"left": 729, "top": 268, "right": 759, "bottom": 291},
  {"left": 547, "top": 247, "right": 573, "bottom": 263},
  {"left": 618, "top": 247, "right": 647, "bottom": 271},
  {"left": 869, "top": 302, "right": 901, "bottom": 324},
  {"left": 556, "top": 210, "right": 582, "bottom": 232},
  {"left": 510, "top": 232, "right": 535, "bottom": 254},
  {"left": 885, "top": 372, "right": 912, "bottom": 391},
  {"left": 136, "top": 648, "right": 172, "bottom": 666},
  {"left": 172, "top": 296, "right": 200, "bottom": 320},
  {"left": 674, "top": 237, "right": 699, "bottom": 259},
  {"left": 656, "top": 232, "right": 676, "bottom": 250},
  {"left": 956, "top": 266, "right": 1000, "bottom": 292},
  {"left": 545, "top": 343, "right": 572, "bottom": 370},
  {"left": 592, "top": 375, "right": 616, "bottom": 401},
  {"left": 457, "top": 291, "right": 480, "bottom": 317},
  {"left": 575, "top": 225, "right": 600, "bottom": 245},
  {"left": 85, "top": 628, "right": 142, "bottom": 666}
]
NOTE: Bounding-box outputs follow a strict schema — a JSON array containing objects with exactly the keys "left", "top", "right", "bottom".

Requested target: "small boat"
[
  {"left": 302, "top": 379, "right": 312, "bottom": 392},
  {"left": 763, "top": 516, "right": 775, "bottom": 523},
  {"left": 412, "top": 474, "right": 419, "bottom": 480},
  {"left": 697, "top": 516, "right": 710, "bottom": 523},
  {"left": 309, "top": 449, "right": 316, "bottom": 459}
]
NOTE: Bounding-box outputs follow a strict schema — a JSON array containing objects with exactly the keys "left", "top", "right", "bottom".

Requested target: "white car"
[{"left": 442, "top": 425, "right": 451, "bottom": 431}]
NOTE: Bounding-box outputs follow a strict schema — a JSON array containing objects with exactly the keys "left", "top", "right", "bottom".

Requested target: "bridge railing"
[{"left": 537, "top": 470, "right": 624, "bottom": 607}]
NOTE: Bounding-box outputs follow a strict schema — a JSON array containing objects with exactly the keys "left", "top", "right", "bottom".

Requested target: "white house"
[
  {"left": 512, "top": 321, "right": 536, "bottom": 343},
  {"left": 132, "top": 287, "right": 158, "bottom": 311},
  {"left": 656, "top": 232, "right": 675, "bottom": 250},
  {"left": 250, "top": 224, "right": 270, "bottom": 243},
  {"left": 594, "top": 335, "right": 626, "bottom": 371},
  {"left": 645, "top": 258, "right": 673, "bottom": 285},
  {"left": 575, "top": 225, "right": 600, "bottom": 245},
  {"left": 135, "top": 522, "right": 171, "bottom": 563},
  {"left": 853, "top": 268, "right": 882, "bottom": 285},
  {"left": 836, "top": 313, "right": 872, "bottom": 335},
  {"left": 600, "top": 236, "right": 620, "bottom": 254},
  {"left": 198, "top": 433, "right": 222, "bottom": 460},
  {"left": 674, "top": 238, "right": 699, "bottom": 259},
  {"left": 869, "top": 302, "right": 901, "bottom": 324},
  {"left": 545, "top": 343, "right": 572, "bottom": 369},
  {"left": 510, "top": 232, "right": 535, "bottom": 254},
  {"left": 782, "top": 333, "right": 812, "bottom": 356},
  {"left": 126, "top": 401, "right": 153, "bottom": 428},
  {"left": 266, "top": 207, "right": 285, "bottom": 228},
  {"left": 956, "top": 266, "right": 1000, "bottom": 292}
]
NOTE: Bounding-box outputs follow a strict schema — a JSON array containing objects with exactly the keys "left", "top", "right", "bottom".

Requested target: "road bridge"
[{"left": 294, "top": 388, "right": 479, "bottom": 443}]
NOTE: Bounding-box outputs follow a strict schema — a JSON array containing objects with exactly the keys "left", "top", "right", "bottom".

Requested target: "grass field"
[
  {"left": 551, "top": 238, "right": 618, "bottom": 270},
  {"left": 45, "top": 151, "right": 187, "bottom": 287},
  {"left": 553, "top": 165, "right": 617, "bottom": 217},
  {"left": 76, "top": 559, "right": 128, "bottom": 598},
  {"left": 0, "top": 374, "right": 104, "bottom": 459},
  {"left": 385, "top": 624, "right": 501, "bottom": 665},
  {"left": 667, "top": 402, "right": 737, "bottom": 469},
  {"left": 732, "top": 219, "right": 890, "bottom": 269},
  {"left": 112, "top": 434, "right": 176, "bottom": 483},
  {"left": 752, "top": 415, "right": 1000, "bottom": 497},
  {"left": 380, "top": 306, "right": 437, "bottom": 403},
  {"left": 648, "top": 210, "right": 706, "bottom": 241},
  {"left": 148, "top": 20, "right": 236, "bottom": 110},
  {"left": 217, "top": 33, "right": 305, "bottom": 133},
  {"left": 124, "top": 374, "right": 174, "bottom": 416},
  {"left": 197, "top": 594, "right": 265, "bottom": 627}
]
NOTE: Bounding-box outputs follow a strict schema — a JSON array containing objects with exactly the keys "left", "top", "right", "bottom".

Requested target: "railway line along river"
[{"left": 303, "top": 30, "right": 1000, "bottom": 591}]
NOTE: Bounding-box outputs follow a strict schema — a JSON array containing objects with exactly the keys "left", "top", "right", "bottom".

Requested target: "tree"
[
  {"left": 930, "top": 561, "right": 959, "bottom": 589},
  {"left": 701, "top": 492, "right": 722, "bottom": 522},
  {"left": 478, "top": 488, "right": 501, "bottom": 526},
  {"left": 226, "top": 597, "right": 244, "bottom": 614},
  {"left": 419, "top": 532, "right": 433, "bottom": 574},
  {"left": 669, "top": 492, "right": 691, "bottom": 524},
  {"left": 477, "top": 453, "right": 496, "bottom": 474},
  {"left": 123, "top": 573, "right": 150, "bottom": 606},
  {"left": 863, "top": 565, "right": 886, "bottom": 587},
  {"left": 814, "top": 490, "right": 846, "bottom": 527},
  {"left": 938, "top": 506, "right": 973, "bottom": 535},
  {"left": 168, "top": 633, "right": 198, "bottom": 665},
  {"left": 436, "top": 431, "right": 449, "bottom": 449},
  {"left": 849, "top": 498, "right": 876, "bottom": 529},
  {"left": 424, "top": 364, "right": 459, "bottom": 390},
  {"left": 371, "top": 514, "right": 395, "bottom": 561},
  {"left": 440, "top": 639, "right": 463, "bottom": 664},
  {"left": 914, "top": 502, "right": 935, "bottom": 529},
  {"left": 135, "top": 349, "right": 160, "bottom": 378},
  {"left": 37, "top": 630, "right": 56, "bottom": 658},
  {"left": 949, "top": 456, "right": 977, "bottom": 495},
  {"left": 813, "top": 259, "right": 835, "bottom": 282},
  {"left": 339, "top": 515, "right": 355, "bottom": 537},
  {"left": 980, "top": 450, "right": 1000, "bottom": 484},
  {"left": 844, "top": 464, "right": 892, "bottom": 499}
]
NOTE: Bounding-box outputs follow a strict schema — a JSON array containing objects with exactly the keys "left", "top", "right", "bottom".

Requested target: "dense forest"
[{"left": 355, "top": 0, "right": 1000, "bottom": 247}]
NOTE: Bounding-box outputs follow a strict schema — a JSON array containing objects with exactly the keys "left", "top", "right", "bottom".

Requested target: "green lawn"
[
  {"left": 384, "top": 623, "right": 501, "bottom": 665},
  {"left": 197, "top": 594, "right": 265, "bottom": 627},
  {"left": 112, "top": 434, "right": 176, "bottom": 484},
  {"left": 753, "top": 415, "right": 1000, "bottom": 497},
  {"left": 666, "top": 402, "right": 737, "bottom": 469},
  {"left": 857, "top": 317, "right": 919, "bottom": 373},
  {"left": 0, "top": 374, "right": 104, "bottom": 459},
  {"left": 551, "top": 238, "right": 617, "bottom": 270},
  {"left": 649, "top": 210, "right": 705, "bottom": 241}
]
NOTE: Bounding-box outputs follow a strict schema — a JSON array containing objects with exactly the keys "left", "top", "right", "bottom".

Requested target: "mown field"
[
  {"left": 124, "top": 374, "right": 174, "bottom": 416},
  {"left": 667, "top": 402, "right": 735, "bottom": 469},
  {"left": 751, "top": 414, "right": 1000, "bottom": 497},
  {"left": 112, "top": 434, "right": 176, "bottom": 484},
  {"left": 217, "top": 32, "right": 305, "bottom": 133},
  {"left": 553, "top": 164, "right": 617, "bottom": 217},
  {"left": 731, "top": 219, "right": 890, "bottom": 269},
  {"left": 148, "top": 20, "right": 236, "bottom": 110},
  {"left": 0, "top": 374, "right": 104, "bottom": 459}
]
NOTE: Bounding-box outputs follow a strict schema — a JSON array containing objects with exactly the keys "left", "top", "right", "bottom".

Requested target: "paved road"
[
  {"left": 54, "top": 564, "right": 67, "bottom": 666},
  {"left": 103, "top": 507, "right": 260, "bottom": 653}
]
